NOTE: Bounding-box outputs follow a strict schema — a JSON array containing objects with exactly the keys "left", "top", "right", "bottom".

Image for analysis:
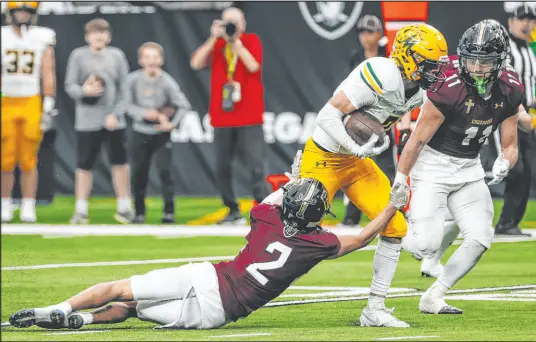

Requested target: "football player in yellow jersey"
[
  {"left": 301, "top": 23, "right": 448, "bottom": 327},
  {"left": 1, "top": 1, "right": 56, "bottom": 223}
]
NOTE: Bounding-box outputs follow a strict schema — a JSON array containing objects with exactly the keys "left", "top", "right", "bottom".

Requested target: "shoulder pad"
[{"left": 359, "top": 57, "right": 402, "bottom": 96}]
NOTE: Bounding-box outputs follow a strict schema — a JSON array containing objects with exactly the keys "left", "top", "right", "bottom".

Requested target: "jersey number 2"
[
  {"left": 246, "top": 242, "right": 292, "bottom": 286},
  {"left": 462, "top": 126, "right": 493, "bottom": 146}
]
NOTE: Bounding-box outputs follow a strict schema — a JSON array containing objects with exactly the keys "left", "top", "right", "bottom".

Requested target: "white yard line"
[
  {"left": 44, "top": 330, "right": 105, "bottom": 335},
  {"left": 208, "top": 333, "right": 272, "bottom": 338},
  {"left": 376, "top": 336, "right": 440, "bottom": 341},
  {"left": 2, "top": 247, "right": 376, "bottom": 271},
  {"left": 266, "top": 285, "right": 536, "bottom": 308},
  {"left": 2, "top": 256, "right": 235, "bottom": 271},
  {"left": 2, "top": 224, "right": 534, "bottom": 240}
]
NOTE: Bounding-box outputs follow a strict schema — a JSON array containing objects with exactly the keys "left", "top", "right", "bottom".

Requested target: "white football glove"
[
  {"left": 351, "top": 134, "right": 390, "bottom": 158},
  {"left": 390, "top": 172, "right": 410, "bottom": 209},
  {"left": 41, "top": 96, "right": 58, "bottom": 132},
  {"left": 284, "top": 149, "right": 303, "bottom": 184},
  {"left": 488, "top": 153, "right": 510, "bottom": 186}
]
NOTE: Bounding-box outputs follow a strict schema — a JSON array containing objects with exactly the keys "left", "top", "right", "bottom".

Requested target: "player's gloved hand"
[
  {"left": 284, "top": 149, "right": 303, "bottom": 184},
  {"left": 351, "top": 134, "right": 390, "bottom": 158},
  {"left": 390, "top": 172, "right": 410, "bottom": 209},
  {"left": 397, "top": 129, "right": 410, "bottom": 153},
  {"left": 41, "top": 96, "right": 57, "bottom": 132},
  {"left": 488, "top": 153, "right": 510, "bottom": 186}
]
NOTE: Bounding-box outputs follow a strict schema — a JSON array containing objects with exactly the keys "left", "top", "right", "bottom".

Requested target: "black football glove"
[{"left": 397, "top": 129, "right": 411, "bottom": 153}]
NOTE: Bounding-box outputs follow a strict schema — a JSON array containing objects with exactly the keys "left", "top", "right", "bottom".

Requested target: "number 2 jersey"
[
  {"left": 426, "top": 56, "right": 524, "bottom": 159},
  {"left": 312, "top": 57, "right": 424, "bottom": 154},
  {"left": 213, "top": 203, "right": 341, "bottom": 322},
  {"left": 1, "top": 25, "right": 56, "bottom": 97}
]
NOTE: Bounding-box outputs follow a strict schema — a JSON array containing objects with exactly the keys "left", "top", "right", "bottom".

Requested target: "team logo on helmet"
[{"left": 298, "top": 1, "right": 364, "bottom": 40}]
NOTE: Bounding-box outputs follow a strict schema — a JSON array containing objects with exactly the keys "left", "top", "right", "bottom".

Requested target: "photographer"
[
  {"left": 65, "top": 18, "right": 133, "bottom": 224},
  {"left": 190, "top": 7, "right": 269, "bottom": 225},
  {"left": 119, "top": 42, "right": 190, "bottom": 224}
]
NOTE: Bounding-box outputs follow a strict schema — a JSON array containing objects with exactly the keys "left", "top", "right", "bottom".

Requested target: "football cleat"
[
  {"left": 9, "top": 309, "right": 37, "bottom": 328},
  {"left": 114, "top": 211, "right": 134, "bottom": 224},
  {"left": 360, "top": 304, "right": 410, "bottom": 328},
  {"left": 419, "top": 292, "right": 462, "bottom": 314},
  {"left": 67, "top": 313, "right": 85, "bottom": 329},
  {"left": 9, "top": 309, "right": 66, "bottom": 329},
  {"left": 70, "top": 212, "right": 89, "bottom": 224}
]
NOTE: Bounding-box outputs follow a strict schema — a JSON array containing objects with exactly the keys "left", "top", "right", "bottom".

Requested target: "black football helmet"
[
  {"left": 481, "top": 19, "right": 511, "bottom": 54},
  {"left": 280, "top": 178, "right": 335, "bottom": 238},
  {"left": 457, "top": 20, "right": 508, "bottom": 97}
]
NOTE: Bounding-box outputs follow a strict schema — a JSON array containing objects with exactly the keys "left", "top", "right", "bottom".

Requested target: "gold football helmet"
[
  {"left": 6, "top": 2, "right": 39, "bottom": 26},
  {"left": 391, "top": 23, "right": 449, "bottom": 92}
]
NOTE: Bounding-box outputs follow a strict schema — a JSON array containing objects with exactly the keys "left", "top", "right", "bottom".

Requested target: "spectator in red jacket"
[{"left": 190, "top": 7, "right": 269, "bottom": 224}]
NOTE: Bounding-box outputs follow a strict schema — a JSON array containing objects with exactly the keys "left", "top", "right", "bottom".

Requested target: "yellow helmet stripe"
[{"left": 361, "top": 65, "right": 383, "bottom": 95}]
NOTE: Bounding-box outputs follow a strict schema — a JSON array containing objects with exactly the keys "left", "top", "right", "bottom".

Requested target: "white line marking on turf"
[
  {"left": 265, "top": 285, "right": 536, "bottom": 307},
  {"left": 2, "top": 256, "right": 235, "bottom": 271},
  {"left": 2, "top": 224, "right": 534, "bottom": 240},
  {"left": 44, "top": 330, "right": 105, "bottom": 335},
  {"left": 1, "top": 247, "right": 376, "bottom": 271},
  {"left": 208, "top": 333, "right": 272, "bottom": 338},
  {"left": 376, "top": 336, "right": 440, "bottom": 341}
]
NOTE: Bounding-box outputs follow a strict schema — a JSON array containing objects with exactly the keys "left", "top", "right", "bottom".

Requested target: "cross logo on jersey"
[
  {"left": 465, "top": 99, "right": 475, "bottom": 114},
  {"left": 495, "top": 102, "right": 504, "bottom": 109}
]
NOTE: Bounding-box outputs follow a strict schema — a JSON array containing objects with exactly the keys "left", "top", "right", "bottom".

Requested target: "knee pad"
[
  {"left": 410, "top": 218, "right": 443, "bottom": 258},
  {"left": 467, "top": 225, "right": 494, "bottom": 249}
]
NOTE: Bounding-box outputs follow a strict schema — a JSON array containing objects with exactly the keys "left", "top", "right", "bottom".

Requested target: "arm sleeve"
[
  {"left": 121, "top": 75, "right": 147, "bottom": 121},
  {"left": 64, "top": 51, "right": 84, "bottom": 101},
  {"left": 166, "top": 77, "right": 192, "bottom": 127}
]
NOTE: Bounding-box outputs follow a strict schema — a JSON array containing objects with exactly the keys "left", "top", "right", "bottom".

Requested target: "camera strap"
[{"left": 225, "top": 43, "right": 239, "bottom": 81}]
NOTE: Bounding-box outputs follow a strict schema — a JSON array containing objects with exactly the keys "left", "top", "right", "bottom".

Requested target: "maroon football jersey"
[
  {"left": 213, "top": 203, "right": 341, "bottom": 322},
  {"left": 426, "top": 56, "right": 524, "bottom": 159}
]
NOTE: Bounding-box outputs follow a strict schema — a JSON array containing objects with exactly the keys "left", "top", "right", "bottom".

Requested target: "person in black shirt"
[{"left": 495, "top": 4, "right": 536, "bottom": 236}]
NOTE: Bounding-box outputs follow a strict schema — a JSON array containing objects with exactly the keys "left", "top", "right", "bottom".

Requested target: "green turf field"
[
  {"left": 6, "top": 196, "right": 536, "bottom": 228},
  {"left": 2, "top": 197, "right": 536, "bottom": 340},
  {"left": 2, "top": 235, "right": 536, "bottom": 341}
]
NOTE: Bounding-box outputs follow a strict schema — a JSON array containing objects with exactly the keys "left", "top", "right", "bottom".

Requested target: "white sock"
[
  {"left": 117, "top": 197, "right": 131, "bottom": 213},
  {"left": 437, "top": 239, "right": 487, "bottom": 289},
  {"left": 367, "top": 239, "right": 402, "bottom": 308},
  {"left": 45, "top": 301, "right": 72, "bottom": 315},
  {"left": 428, "top": 280, "right": 450, "bottom": 298},
  {"left": 76, "top": 199, "right": 88, "bottom": 216},
  {"left": 79, "top": 312, "right": 93, "bottom": 325},
  {"left": 2, "top": 198, "right": 13, "bottom": 210},
  {"left": 21, "top": 198, "right": 36, "bottom": 211},
  {"left": 34, "top": 302, "right": 72, "bottom": 319}
]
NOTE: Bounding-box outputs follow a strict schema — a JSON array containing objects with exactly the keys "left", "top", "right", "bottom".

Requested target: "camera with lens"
[{"left": 224, "top": 22, "right": 237, "bottom": 39}]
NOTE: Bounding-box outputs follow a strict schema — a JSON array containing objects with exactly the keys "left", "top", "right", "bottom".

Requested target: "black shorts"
[{"left": 76, "top": 129, "right": 127, "bottom": 170}]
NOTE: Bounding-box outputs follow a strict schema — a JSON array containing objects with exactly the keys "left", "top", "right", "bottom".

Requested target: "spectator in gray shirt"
[
  {"left": 119, "top": 42, "right": 191, "bottom": 223},
  {"left": 64, "top": 18, "right": 133, "bottom": 224}
]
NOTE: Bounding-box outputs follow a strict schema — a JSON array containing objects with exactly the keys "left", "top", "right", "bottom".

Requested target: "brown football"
[{"left": 344, "top": 111, "right": 386, "bottom": 147}]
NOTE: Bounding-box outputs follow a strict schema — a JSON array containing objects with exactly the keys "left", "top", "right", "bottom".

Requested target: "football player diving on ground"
[{"left": 8, "top": 151, "right": 410, "bottom": 330}]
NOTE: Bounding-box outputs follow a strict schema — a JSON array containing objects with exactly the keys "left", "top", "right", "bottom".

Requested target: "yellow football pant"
[
  {"left": 1, "top": 95, "right": 43, "bottom": 172},
  {"left": 300, "top": 138, "right": 407, "bottom": 238}
]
